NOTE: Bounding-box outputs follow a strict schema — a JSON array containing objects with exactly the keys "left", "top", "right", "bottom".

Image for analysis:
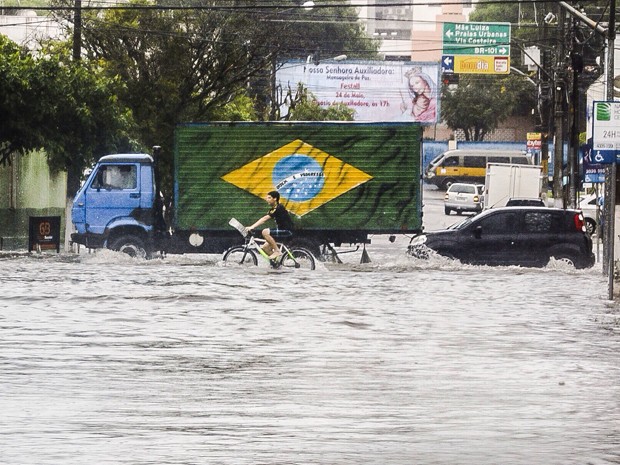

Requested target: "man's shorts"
[{"left": 268, "top": 229, "right": 292, "bottom": 238}]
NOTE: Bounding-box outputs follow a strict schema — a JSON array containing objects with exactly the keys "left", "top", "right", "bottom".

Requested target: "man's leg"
[
  {"left": 262, "top": 229, "right": 281, "bottom": 258},
  {"left": 258, "top": 229, "right": 273, "bottom": 255}
]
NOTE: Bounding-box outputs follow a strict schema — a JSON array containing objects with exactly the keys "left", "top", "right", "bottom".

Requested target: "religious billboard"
[{"left": 276, "top": 60, "right": 440, "bottom": 123}]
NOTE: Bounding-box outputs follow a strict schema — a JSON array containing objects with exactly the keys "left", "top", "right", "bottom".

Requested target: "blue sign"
[
  {"left": 589, "top": 149, "right": 618, "bottom": 164},
  {"left": 584, "top": 164, "right": 606, "bottom": 183},
  {"left": 441, "top": 55, "right": 454, "bottom": 73}
]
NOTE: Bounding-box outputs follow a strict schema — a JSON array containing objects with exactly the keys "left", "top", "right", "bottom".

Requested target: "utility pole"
[
  {"left": 539, "top": 2, "right": 551, "bottom": 184},
  {"left": 606, "top": 0, "right": 616, "bottom": 298},
  {"left": 72, "top": 0, "right": 82, "bottom": 61},
  {"left": 558, "top": 1, "right": 615, "bottom": 291},
  {"left": 568, "top": 19, "right": 583, "bottom": 209},
  {"left": 552, "top": 9, "right": 566, "bottom": 207}
]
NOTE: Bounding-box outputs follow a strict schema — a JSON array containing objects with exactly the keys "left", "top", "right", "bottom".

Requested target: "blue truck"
[{"left": 70, "top": 122, "right": 423, "bottom": 258}]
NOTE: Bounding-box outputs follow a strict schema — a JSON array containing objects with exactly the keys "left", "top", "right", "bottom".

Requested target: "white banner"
[{"left": 276, "top": 60, "right": 440, "bottom": 123}]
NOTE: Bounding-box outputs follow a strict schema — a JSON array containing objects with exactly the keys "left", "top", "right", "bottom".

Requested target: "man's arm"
[{"left": 247, "top": 214, "right": 271, "bottom": 231}]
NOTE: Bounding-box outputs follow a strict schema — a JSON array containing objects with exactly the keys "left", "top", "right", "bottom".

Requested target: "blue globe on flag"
[{"left": 272, "top": 155, "right": 325, "bottom": 202}]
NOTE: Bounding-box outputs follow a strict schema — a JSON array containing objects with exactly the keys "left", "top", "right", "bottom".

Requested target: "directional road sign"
[
  {"left": 442, "top": 22, "right": 511, "bottom": 56},
  {"left": 592, "top": 101, "right": 620, "bottom": 163},
  {"left": 442, "top": 22, "right": 511, "bottom": 75},
  {"left": 441, "top": 55, "right": 454, "bottom": 73}
]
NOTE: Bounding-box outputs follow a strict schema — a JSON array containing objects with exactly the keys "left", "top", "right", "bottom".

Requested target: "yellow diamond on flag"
[{"left": 221, "top": 139, "right": 373, "bottom": 216}]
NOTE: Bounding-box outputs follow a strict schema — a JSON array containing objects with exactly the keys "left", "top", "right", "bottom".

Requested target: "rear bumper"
[{"left": 444, "top": 202, "right": 482, "bottom": 212}]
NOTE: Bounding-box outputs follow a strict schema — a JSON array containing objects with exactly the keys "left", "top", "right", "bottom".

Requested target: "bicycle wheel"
[
  {"left": 279, "top": 247, "right": 316, "bottom": 270},
  {"left": 223, "top": 246, "right": 258, "bottom": 266}
]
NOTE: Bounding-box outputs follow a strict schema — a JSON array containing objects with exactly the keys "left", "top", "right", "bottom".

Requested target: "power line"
[{"left": 0, "top": 0, "right": 589, "bottom": 12}]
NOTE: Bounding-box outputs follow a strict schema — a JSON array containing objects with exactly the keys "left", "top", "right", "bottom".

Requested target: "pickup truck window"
[{"left": 91, "top": 165, "right": 137, "bottom": 190}]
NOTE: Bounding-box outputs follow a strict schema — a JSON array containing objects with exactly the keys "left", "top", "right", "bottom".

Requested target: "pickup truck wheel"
[
  {"left": 444, "top": 207, "right": 451, "bottom": 215},
  {"left": 109, "top": 235, "right": 148, "bottom": 259}
]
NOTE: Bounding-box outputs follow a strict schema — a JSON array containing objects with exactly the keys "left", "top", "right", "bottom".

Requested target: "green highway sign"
[{"left": 443, "top": 22, "right": 511, "bottom": 56}]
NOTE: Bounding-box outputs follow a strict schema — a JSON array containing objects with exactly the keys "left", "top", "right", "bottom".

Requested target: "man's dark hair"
[{"left": 268, "top": 190, "right": 280, "bottom": 202}]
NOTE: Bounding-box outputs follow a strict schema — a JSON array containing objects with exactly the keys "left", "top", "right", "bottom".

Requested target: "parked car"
[
  {"left": 505, "top": 197, "right": 546, "bottom": 207},
  {"left": 578, "top": 193, "right": 602, "bottom": 235},
  {"left": 444, "top": 183, "right": 484, "bottom": 215},
  {"left": 408, "top": 206, "right": 595, "bottom": 269}
]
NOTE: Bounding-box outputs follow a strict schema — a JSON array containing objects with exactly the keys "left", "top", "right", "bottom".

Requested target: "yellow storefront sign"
[
  {"left": 221, "top": 139, "right": 373, "bottom": 216},
  {"left": 454, "top": 55, "right": 510, "bottom": 74}
]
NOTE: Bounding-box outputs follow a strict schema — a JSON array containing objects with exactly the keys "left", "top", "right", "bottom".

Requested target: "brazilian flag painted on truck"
[{"left": 173, "top": 122, "right": 422, "bottom": 233}]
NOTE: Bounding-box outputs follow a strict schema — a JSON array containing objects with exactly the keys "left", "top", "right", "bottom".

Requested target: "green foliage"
[
  {"left": 0, "top": 35, "right": 137, "bottom": 195},
  {"left": 209, "top": 92, "right": 258, "bottom": 122},
  {"left": 441, "top": 75, "right": 534, "bottom": 141},
  {"left": 0, "top": 0, "right": 377, "bottom": 202},
  {"left": 284, "top": 84, "right": 354, "bottom": 121},
  {"left": 47, "top": 0, "right": 376, "bottom": 197}
]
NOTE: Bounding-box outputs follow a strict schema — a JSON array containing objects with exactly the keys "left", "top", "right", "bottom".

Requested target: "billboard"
[{"left": 276, "top": 60, "right": 440, "bottom": 123}]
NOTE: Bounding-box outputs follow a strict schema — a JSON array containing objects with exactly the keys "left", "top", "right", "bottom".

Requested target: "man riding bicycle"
[{"left": 246, "top": 190, "right": 294, "bottom": 260}]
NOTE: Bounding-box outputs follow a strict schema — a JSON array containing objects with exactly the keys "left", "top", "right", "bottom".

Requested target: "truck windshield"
[{"left": 427, "top": 153, "right": 447, "bottom": 170}]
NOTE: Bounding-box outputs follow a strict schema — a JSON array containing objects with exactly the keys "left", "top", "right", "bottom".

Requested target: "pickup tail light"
[{"left": 573, "top": 212, "right": 585, "bottom": 232}]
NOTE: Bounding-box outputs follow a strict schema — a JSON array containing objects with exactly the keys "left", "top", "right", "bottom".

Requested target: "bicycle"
[{"left": 223, "top": 218, "right": 316, "bottom": 270}]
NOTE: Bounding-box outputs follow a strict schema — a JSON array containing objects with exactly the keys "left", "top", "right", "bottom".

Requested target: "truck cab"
[{"left": 71, "top": 154, "right": 158, "bottom": 254}]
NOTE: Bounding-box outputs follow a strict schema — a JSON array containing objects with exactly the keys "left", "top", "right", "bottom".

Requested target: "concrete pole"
[
  {"left": 607, "top": 0, "right": 616, "bottom": 299},
  {"left": 552, "top": 10, "right": 565, "bottom": 207}
]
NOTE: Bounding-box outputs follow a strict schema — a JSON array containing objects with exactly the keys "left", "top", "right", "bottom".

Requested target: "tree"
[
  {"left": 284, "top": 84, "right": 354, "bottom": 121},
  {"left": 440, "top": 74, "right": 533, "bottom": 141},
  {"left": 209, "top": 91, "right": 258, "bottom": 122},
  {"left": 0, "top": 36, "right": 136, "bottom": 195},
  {"left": 50, "top": 0, "right": 377, "bottom": 196}
]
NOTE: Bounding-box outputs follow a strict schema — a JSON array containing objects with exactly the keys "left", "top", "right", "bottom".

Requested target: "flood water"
[{"left": 2, "top": 236, "right": 620, "bottom": 465}]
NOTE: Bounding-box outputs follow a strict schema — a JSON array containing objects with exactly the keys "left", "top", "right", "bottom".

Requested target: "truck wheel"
[
  {"left": 109, "top": 235, "right": 148, "bottom": 258},
  {"left": 444, "top": 207, "right": 451, "bottom": 215},
  {"left": 290, "top": 239, "right": 321, "bottom": 259}
]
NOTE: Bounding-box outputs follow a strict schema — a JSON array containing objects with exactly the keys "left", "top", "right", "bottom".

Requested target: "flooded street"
[{"left": 2, "top": 187, "right": 620, "bottom": 464}]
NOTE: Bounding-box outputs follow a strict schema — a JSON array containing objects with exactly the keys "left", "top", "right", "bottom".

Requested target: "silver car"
[{"left": 444, "top": 183, "right": 484, "bottom": 215}]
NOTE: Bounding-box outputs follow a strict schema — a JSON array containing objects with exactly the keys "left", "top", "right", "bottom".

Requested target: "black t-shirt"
[{"left": 268, "top": 203, "right": 294, "bottom": 231}]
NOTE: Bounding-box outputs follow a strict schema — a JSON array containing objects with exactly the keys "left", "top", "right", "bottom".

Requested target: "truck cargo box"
[
  {"left": 483, "top": 163, "right": 543, "bottom": 209},
  {"left": 174, "top": 122, "right": 423, "bottom": 235}
]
